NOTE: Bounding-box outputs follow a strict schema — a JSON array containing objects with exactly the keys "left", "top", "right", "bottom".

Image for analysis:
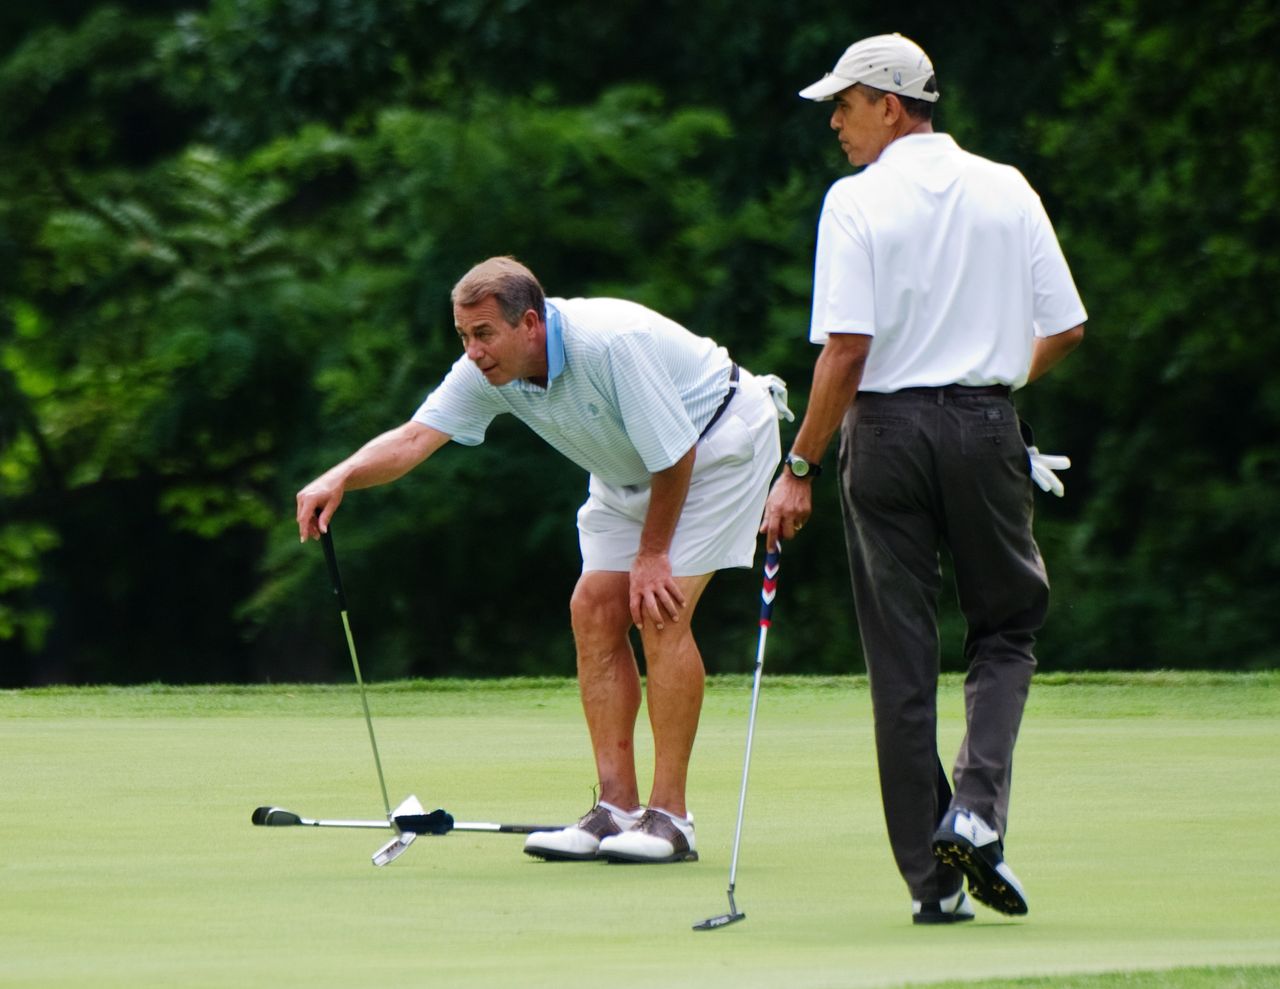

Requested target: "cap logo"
[{"left": 893, "top": 70, "right": 902, "bottom": 86}]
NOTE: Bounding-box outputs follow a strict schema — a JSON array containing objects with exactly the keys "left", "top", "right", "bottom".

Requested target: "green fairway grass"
[{"left": 2, "top": 673, "right": 1277, "bottom": 989}]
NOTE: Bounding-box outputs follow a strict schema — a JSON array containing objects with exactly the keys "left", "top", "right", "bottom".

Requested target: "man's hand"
[
  {"left": 760, "top": 472, "right": 813, "bottom": 550},
  {"left": 629, "top": 551, "right": 687, "bottom": 631},
  {"left": 296, "top": 476, "right": 344, "bottom": 542}
]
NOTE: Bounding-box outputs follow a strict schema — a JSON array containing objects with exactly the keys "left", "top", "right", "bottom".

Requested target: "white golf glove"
[
  {"left": 1027, "top": 447, "right": 1071, "bottom": 497},
  {"left": 759, "top": 374, "right": 796, "bottom": 422}
]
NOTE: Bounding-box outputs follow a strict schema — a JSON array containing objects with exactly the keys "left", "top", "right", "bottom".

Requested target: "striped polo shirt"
[{"left": 412, "top": 297, "right": 733, "bottom": 487}]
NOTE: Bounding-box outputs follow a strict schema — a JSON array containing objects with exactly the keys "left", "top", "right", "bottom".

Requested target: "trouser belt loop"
[{"left": 699, "top": 363, "right": 740, "bottom": 439}]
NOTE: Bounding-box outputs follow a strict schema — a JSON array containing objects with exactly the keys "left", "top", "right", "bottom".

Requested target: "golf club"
[
  {"left": 251, "top": 806, "right": 568, "bottom": 835},
  {"left": 321, "top": 522, "right": 417, "bottom": 866},
  {"left": 254, "top": 519, "right": 570, "bottom": 862},
  {"left": 693, "top": 545, "right": 780, "bottom": 931}
]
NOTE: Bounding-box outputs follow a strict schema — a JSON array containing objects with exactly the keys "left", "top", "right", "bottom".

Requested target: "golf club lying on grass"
[
  {"left": 255, "top": 520, "right": 569, "bottom": 863},
  {"left": 693, "top": 545, "right": 781, "bottom": 931},
  {"left": 251, "top": 806, "right": 567, "bottom": 835}
]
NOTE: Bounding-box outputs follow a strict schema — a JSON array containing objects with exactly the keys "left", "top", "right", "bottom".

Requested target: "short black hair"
[{"left": 856, "top": 76, "right": 937, "bottom": 122}]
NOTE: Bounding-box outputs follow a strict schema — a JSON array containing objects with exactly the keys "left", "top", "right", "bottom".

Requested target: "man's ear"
[
  {"left": 520, "top": 308, "right": 542, "bottom": 337},
  {"left": 881, "top": 92, "right": 904, "bottom": 125}
]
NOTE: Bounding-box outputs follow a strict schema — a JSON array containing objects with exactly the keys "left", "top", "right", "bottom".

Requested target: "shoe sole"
[
  {"left": 522, "top": 847, "right": 600, "bottom": 862},
  {"left": 932, "top": 832, "right": 1028, "bottom": 916},
  {"left": 912, "top": 911, "right": 975, "bottom": 926},
  {"left": 599, "top": 849, "right": 699, "bottom": 864}
]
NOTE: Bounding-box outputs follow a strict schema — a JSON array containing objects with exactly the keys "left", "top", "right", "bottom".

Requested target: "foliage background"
[{"left": 2, "top": 0, "right": 1277, "bottom": 684}]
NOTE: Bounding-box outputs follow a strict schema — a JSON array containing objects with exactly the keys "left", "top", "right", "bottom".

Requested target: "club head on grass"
[
  {"left": 692, "top": 911, "right": 745, "bottom": 931},
  {"left": 694, "top": 890, "right": 745, "bottom": 931},
  {"left": 251, "top": 806, "right": 302, "bottom": 827},
  {"left": 372, "top": 830, "right": 417, "bottom": 867}
]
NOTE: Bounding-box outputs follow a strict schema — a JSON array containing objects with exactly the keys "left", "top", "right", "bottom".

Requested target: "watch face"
[{"left": 788, "top": 455, "right": 809, "bottom": 477}]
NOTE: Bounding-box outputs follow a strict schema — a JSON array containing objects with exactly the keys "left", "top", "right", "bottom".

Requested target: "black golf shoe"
[
  {"left": 912, "top": 888, "right": 976, "bottom": 925},
  {"left": 932, "top": 807, "right": 1028, "bottom": 916}
]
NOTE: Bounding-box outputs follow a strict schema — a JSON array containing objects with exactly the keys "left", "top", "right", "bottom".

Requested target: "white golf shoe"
[
  {"left": 598, "top": 808, "right": 698, "bottom": 863},
  {"left": 932, "top": 807, "right": 1028, "bottom": 916},
  {"left": 523, "top": 802, "right": 642, "bottom": 861}
]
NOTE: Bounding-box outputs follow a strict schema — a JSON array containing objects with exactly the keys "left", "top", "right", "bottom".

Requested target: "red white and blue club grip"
[{"left": 759, "top": 547, "right": 780, "bottom": 627}]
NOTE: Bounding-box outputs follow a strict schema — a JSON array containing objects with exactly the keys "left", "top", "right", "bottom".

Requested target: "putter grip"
[
  {"left": 759, "top": 547, "right": 780, "bottom": 625},
  {"left": 320, "top": 526, "right": 348, "bottom": 611}
]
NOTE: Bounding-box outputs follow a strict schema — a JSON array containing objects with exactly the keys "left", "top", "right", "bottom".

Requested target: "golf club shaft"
[
  {"left": 321, "top": 525, "right": 392, "bottom": 820},
  {"left": 727, "top": 624, "right": 768, "bottom": 891},
  {"left": 252, "top": 807, "right": 566, "bottom": 834},
  {"left": 727, "top": 546, "right": 780, "bottom": 893}
]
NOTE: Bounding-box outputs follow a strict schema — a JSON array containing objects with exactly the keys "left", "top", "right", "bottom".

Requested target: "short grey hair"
[{"left": 451, "top": 256, "right": 546, "bottom": 325}]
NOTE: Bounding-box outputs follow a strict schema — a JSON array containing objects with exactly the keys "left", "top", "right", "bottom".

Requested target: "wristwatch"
[{"left": 785, "top": 452, "right": 822, "bottom": 479}]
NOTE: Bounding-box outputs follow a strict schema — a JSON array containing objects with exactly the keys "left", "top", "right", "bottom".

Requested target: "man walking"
[
  {"left": 298, "top": 256, "right": 785, "bottom": 864},
  {"left": 762, "top": 34, "right": 1086, "bottom": 922}
]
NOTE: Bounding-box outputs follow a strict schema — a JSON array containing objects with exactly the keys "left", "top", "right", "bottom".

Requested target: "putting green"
[{"left": 1, "top": 673, "right": 1277, "bottom": 988}]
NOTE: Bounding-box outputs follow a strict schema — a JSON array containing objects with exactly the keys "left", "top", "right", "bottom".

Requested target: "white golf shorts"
[{"left": 577, "top": 369, "right": 781, "bottom": 576}]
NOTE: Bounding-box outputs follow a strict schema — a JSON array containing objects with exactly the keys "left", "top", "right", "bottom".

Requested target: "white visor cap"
[{"left": 798, "top": 33, "right": 939, "bottom": 103}]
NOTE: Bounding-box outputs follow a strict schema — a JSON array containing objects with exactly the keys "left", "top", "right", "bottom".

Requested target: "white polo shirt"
[
  {"left": 412, "top": 297, "right": 732, "bottom": 487},
  {"left": 810, "top": 133, "right": 1087, "bottom": 392}
]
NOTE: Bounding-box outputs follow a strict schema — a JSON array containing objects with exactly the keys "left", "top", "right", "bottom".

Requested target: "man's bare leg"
[
  {"left": 639, "top": 572, "right": 714, "bottom": 817},
  {"left": 571, "top": 570, "right": 643, "bottom": 811},
  {"left": 571, "top": 570, "right": 715, "bottom": 816}
]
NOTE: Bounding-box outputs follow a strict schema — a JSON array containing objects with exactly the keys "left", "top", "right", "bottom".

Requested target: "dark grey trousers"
[{"left": 837, "top": 387, "right": 1048, "bottom": 901}]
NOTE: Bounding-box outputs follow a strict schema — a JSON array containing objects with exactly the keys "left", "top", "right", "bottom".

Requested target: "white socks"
[{"left": 599, "top": 801, "right": 644, "bottom": 826}]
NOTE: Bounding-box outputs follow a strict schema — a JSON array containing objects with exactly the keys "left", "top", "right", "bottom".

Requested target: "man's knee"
[
  {"left": 637, "top": 622, "right": 700, "bottom": 664},
  {"left": 570, "top": 574, "right": 631, "bottom": 640}
]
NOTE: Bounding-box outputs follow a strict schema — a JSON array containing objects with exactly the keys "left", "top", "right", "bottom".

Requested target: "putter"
[
  {"left": 320, "top": 523, "right": 417, "bottom": 867},
  {"left": 693, "top": 545, "right": 780, "bottom": 931},
  {"left": 251, "top": 806, "right": 568, "bottom": 835}
]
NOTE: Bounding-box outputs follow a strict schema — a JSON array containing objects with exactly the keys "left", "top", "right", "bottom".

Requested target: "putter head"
[
  {"left": 251, "top": 806, "right": 302, "bottom": 827},
  {"left": 692, "top": 911, "right": 745, "bottom": 931},
  {"left": 372, "top": 830, "right": 417, "bottom": 867},
  {"left": 372, "top": 794, "right": 426, "bottom": 864}
]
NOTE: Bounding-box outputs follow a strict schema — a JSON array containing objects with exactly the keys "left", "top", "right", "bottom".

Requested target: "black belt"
[
  {"left": 883, "top": 384, "right": 1011, "bottom": 399},
  {"left": 699, "top": 363, "right": 740, "bottom": 439}
]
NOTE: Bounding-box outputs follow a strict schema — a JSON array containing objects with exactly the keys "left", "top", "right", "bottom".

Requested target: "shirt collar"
[
  {"left": 879, "top": 131, "right": 957, "bottom": 163},
  {"left": 544, "top": 300, "right": 567, "bottom": 382}
]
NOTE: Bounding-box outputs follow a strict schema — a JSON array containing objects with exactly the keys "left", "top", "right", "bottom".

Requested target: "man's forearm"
[
  {"left": 297, "top": 421, "right": 449, "bottom": 540},
  {"left": 1027, "top": 324, "right": 1084, "bottom": 384},
  {"left": 323, "top": 422, "right": 449, "bottom": 491},
  {"left": 638, "top": 446, "right": 696, "bottom": 557},
  {"left": 789, "top": 333, "right": 872, "bottom": 462}
]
